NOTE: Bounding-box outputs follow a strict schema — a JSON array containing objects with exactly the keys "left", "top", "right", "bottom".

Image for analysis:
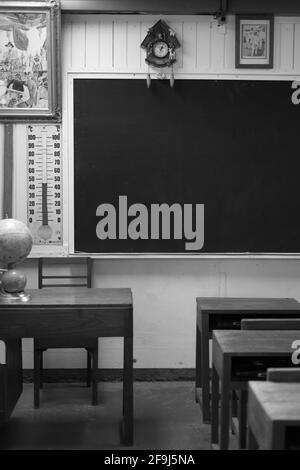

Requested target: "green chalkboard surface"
[{"left": 74, "top": 79, "right": 300, "bottom": 254}]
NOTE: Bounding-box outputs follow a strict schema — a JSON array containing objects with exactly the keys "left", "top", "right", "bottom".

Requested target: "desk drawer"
[
  {"left": 210, "top": 313, "right": 300, "bottom": 331},
  {"left": 231, "top": 356, "right": 292, "bottom": 381}
]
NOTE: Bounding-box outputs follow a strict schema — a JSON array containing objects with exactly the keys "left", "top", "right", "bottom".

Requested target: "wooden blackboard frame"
[{"left": 67, "top": 72, "right": 300, "bottom": 259}]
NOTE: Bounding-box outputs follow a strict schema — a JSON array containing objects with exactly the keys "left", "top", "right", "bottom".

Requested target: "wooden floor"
[{"left": 0, "top": 382, "right": 210, "bottom": 450}]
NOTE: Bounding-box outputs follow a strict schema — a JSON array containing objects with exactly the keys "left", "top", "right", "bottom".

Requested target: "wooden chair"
[{"left": 33, "top": 257, "right": 98, "bottom": 408}]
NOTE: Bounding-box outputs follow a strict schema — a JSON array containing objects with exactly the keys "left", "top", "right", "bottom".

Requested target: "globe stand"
[
  {"left": 0, "top": 267, "right": 31, "bottom": 303},
  {"left": 0, "top": 288, "right": 31, "bottom": 303}
]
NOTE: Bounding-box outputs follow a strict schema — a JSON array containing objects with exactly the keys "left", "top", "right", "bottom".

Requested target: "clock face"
[{"left": 153, "top": 41, "right": 169, "bottom": 58}]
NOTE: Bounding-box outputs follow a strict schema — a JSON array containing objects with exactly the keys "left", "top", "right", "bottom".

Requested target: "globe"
[
  {"left": 0, "top": 218, "right": 33, "bottom": 301},
  {"left": 0, "top": 218, "right": 33, "bottom": 267},
  {"left": 1, "top": 269, "right": 27, "bottom": 293}
]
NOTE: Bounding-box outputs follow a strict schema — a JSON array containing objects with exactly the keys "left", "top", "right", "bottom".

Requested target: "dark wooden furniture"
[
  {"left": 0, "top": 287, "right": 134, "bottom": 446},
  {"left": 38, "top": 257, "right": 92, "bottom": 289},
  {"left": 34, "top": 257, "right": 96, "bottom": 408},
  {"left": 241, "top": 318, "right": 300, "bottom": 331},
  {"left": 211, "top": 330, "right": 298, "bottom": 450},
  {"left": 248, "top": 381, "right": 300, "bottom": 450},
  {"left": 267, "top": 368, "right": 300, "bottom": 382},
  {"left": 232, "top": 318, "right": 300, "bottom": 447},
  {"left": 196, "top": 297, "right": 300, "bottom": 423}
]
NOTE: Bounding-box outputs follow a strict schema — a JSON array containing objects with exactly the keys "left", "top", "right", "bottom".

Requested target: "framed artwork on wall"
[
  {"left": 0, "top": 1, "right": 61, "bottom": 121},
  {"left": 236, "top": 14, "right": 274, "bottom": 69}
]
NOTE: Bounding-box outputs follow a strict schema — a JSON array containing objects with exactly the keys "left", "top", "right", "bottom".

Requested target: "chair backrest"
[
  {"left": 241, "top": 318, "right": 300, "bottom": 330},
  {"left": 38, "top": 257, "right": 92, "bottom": 289},
  {"left": 267, "top": 368, "right": 300, "bottom": 382}
]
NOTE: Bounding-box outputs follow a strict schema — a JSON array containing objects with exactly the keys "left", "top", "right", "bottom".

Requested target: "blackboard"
[{"left": 74, "top": 78, "right": 300, "bottom": 254}]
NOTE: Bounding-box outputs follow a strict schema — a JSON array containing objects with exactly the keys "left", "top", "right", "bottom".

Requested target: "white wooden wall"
[
  {"left": 62, "top": 15, "right": 300, "bottom": 76},
  {"left": 2, "top": 14, "right": 300, "bottom": 369}
]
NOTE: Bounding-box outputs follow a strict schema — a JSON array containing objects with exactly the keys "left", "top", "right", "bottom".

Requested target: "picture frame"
[
  {"left": 236, "top": 14, "right": 274, "bottom": 69},
  {"left": 0, "top": 1, "right": 61, "bottom": 121}
]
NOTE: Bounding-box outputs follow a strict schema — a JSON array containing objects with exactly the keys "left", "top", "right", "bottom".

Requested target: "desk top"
[
  {"left": 0, "top": 288, "right": 133, "bottom": 308},
  {"left": 213, "top": 330, "right": 298, "bottom": 356},
  {"left": 249, "top": 381, "right": 300, "bottom": 422},
  {"left": 196, "top": 297, "right": 300, "bottom": 313}
]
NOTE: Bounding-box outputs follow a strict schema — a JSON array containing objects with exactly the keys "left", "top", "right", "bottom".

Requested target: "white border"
[{"left": 65, "top": 71, "right": 300, "bottom": 259}]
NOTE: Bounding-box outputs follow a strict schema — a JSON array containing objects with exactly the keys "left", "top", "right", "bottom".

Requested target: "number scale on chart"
[{"left": 27, "top": 124, "right": 62, "bottom": 245}]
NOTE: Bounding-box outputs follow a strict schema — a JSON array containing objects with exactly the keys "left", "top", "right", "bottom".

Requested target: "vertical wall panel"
[
  {"left": 168, "top": 21, "right": 183, "bottom": 69},
  {"left": 13, "top": 125, "right": 27, "bottom": 222},
  {"left": 99, "top": 20, "right": 114, "bottom": 68},
  {"left": 182, "top": 21, "right": 197, "bottom": 70},
  {"left": 294, "top": 23, "right": 300, "bottom": 71},
  {"left": 224, "top": 16, "right": 236, "bottom": 70},
  {"left": 61, "top": 16, "right": 72, "bottom": 72},
  {"left": 210, "top": 20, "right": 226, "bottom": 70},
  {"left": 196, "top": 20, "right": 211, "bottom": 70},
  {"left": 71, "top": 17, "right": 86, "bottom": 69},
  {"left": 127, "top": 21, "right": 142, "bottom": 69},
  {"left": 279, "top": 23, "right": 295, "bottom": 71},
  {"left": 85, "top": 15, "right": 100, "bottom": 69},
  {"left": 113, "top": 21, "right": 128, "bottom": 69},
  {"left": 273, "top": 21, "right": 281, "bottom": 71}
]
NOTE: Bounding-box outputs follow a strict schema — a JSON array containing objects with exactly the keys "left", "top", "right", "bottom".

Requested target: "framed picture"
[
  {"left": 0, "top": 1, "right": 61, "bottom": 121},
  {"left": 236, "top": 14, "right": 274, "bottom": 69}
]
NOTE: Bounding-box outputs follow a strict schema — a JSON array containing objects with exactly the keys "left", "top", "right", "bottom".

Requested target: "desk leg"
[
  {"left": 92, "top": 348, "right": 98, "bottom": 406},
  {"left": 122, "top": 334, "right": 133, "bottom": 446},
  {"left": 211, "top": 365, "right": 219, "bottom": 445},
  {"left": 201, "top": 315, "right": 210, "bottom": 423},
  {"left": 238, "top": 390, "right": 248, "bottom": 449},
  {"left": 247, "top": 427, "right": 259, "bottom": 450},
  {"left": 34, "top": 349, "right": 42, "bottom": 409},
  {"left": 220, "top": 359, "right": 231, "bottom": 450},
  {"left": 0, "top": 338, "right": 23, "bottom": 423},
  {"left": 195, "top": 323, "right": 202, "bottom": 402}
]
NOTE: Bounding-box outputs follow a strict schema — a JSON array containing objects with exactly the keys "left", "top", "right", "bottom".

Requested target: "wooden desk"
[
  {"left": 196, "top": 297, "right": 300, "bottom": 423},
  {"left": 211, "top": 330, "right": 298, "bottom": 450},
  {"left": 0, "top": 288, "right": 133, "bottom": 446},
  {"left": 248, "top": 381, "right": 300, "bottom": 450}
]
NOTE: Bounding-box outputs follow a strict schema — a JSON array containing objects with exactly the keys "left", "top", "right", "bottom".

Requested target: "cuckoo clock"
[{"left": 141, "top": 20, "right": 181, "bottom": 88}]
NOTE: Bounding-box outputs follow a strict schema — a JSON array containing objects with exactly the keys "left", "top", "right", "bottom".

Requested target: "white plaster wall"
[{"left": 19, "top": 258, "right": 300, "bottom": 369}]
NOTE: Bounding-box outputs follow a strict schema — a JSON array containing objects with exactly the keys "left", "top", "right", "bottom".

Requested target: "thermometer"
[{"left": 27, "top": 124, "right": 62, "bottom": 245}]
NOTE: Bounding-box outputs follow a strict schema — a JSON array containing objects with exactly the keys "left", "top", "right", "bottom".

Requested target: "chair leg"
[
  {"left": 34, "top": 348, "right": 42, "bottom": 409},
  {"left": 86, "top": 349, "right": 92, "bottom": 388},
  {"left": 92, "top": 348, "right": 98, "bottom": 406},
  {"left": 40, "top": 351, "right": 43, "bottom": 389}
]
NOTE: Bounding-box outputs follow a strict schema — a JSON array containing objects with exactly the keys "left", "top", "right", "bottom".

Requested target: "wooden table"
[
  {"left": 196, "top": 297, "right": 300, "bottom": 423},
  {"left": 0, "top": 287, "right": 134, "bottom": 446},
  {"left": 211, "top": 330, "right": 298, "bottom": 450},
  {"left": 248, "top": 381, "right": 300, "bottom": 450}
]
